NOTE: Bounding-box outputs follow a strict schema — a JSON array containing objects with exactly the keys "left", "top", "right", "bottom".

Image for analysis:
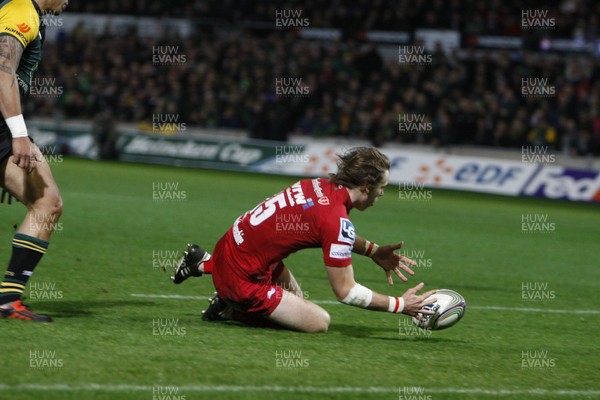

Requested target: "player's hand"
[
  {"left": 400, "top": 282, "right": 436, "bottom": 317},
  {"left": 11, "top": 137, "right": 38, "bottom": 173},
  {"left": 371, "top": 241, "right": 415, "bottom": 285}
]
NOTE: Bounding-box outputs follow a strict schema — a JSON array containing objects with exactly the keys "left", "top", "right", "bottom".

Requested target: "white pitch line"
[
  {"left": 130, "top": 294, "right": 600, "bottom": 315},
  {"left": 0, "top": 384, "right": 598, "bottom": 397}
]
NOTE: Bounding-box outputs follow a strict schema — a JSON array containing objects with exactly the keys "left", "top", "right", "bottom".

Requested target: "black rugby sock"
[{"left": 0, "top": 233, "right": 48, "bottom": 305}]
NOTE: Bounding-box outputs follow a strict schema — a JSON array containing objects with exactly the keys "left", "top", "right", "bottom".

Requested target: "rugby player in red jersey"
[{"left": 170, "top": 147, "right": 436, "bottom": 332}]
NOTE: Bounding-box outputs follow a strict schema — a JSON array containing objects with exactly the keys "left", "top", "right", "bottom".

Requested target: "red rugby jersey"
[{"left": 228, "top": 178, "right": 355, "bottom": 276}]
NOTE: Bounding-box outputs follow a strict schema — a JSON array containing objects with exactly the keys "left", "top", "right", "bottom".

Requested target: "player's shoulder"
[
  {"left": 309, "top": 178, "right": 349, "bottom": 207},
  {"left": 317, "top": 195, "right": 354, "bottom": 246},
  {"left": 0, "top": 0, "right": 40, "bottom": 47},
  {"left": 310, "top": 179, "right": 351, "bottom": 220}
]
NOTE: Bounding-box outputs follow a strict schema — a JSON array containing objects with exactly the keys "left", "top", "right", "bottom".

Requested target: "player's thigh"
[
  {"left": 1, "top": 147, "right": 61, "bottom": 207},
  {"left": 267, "top": 290, "right": 330, "bottom": 333}
]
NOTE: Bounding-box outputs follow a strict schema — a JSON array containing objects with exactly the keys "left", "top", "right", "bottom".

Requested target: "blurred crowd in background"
[
  {"left": 25, "top": 0, "right": 600, "bottom": 156},
  {"left": 67, "top": 0, "right": 599, "bottom": 41}
]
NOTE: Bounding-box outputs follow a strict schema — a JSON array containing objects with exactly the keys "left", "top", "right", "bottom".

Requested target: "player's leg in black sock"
[
  {"left": 0, "top": 233, "right": 48, "bottom": 305},
  {"left": 0, "top": 145, "right": 62, "bottom": 321}
]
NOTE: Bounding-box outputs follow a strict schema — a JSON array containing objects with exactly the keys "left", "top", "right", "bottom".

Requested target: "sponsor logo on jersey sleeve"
[
  {"left": 3, "top": 26, "right": 28, "bottom": 44},
  {"left": 17, "top": 23, "right": 31, "bottom": 33},
  {"left": 329, "top": 243, "right": 352, "bottom": 259},
  {"left": 318, "top": 196, "right": 329, "bottom": 205},
  {"left": 337, "top": 218, "right": 355, "bottom": 245},
  {"left": 312, "top": 178, "right": 324, "bottom": 198}
]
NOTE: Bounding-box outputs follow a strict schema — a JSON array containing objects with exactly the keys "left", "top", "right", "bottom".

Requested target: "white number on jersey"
[{"left": 249, "top": 192, "right": 288, "bottom": 226}]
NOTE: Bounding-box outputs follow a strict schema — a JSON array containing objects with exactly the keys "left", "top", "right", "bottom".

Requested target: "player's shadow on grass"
[
  {"left": 28, "top": 300, "right": 156, "bottom": 318},
  {"left": 334, "top": 323, "right": 465, "bottom": 342}
]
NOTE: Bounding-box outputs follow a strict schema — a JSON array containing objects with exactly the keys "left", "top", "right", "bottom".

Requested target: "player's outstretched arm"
[
  {"left": 0, "top": 34, "right": 35, "bottom": 172},
  {"left": 326, "top": 265, "right": 436, "bottom": 317},
  {"left": 353, "top": 236, "right": 416, "bottom": 285}
]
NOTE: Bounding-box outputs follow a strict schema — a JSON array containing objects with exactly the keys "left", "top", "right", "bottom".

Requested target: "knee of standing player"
[{"left": 34, "top": 190, "right": 63, "bottom": 220}]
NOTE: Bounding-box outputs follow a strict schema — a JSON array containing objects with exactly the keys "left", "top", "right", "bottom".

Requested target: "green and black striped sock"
[{"left": 0, "top": 233, "right": 48, "bottom": 305}]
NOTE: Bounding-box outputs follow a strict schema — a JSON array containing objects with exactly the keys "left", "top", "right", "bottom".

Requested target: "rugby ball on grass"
[{"left": 412, "top": 289, "right": 466, "bottom": 330}]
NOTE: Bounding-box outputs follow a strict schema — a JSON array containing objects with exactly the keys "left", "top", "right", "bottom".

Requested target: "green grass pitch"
[{"left": 0, "top": 157, "right": 598, "bottom": 400}]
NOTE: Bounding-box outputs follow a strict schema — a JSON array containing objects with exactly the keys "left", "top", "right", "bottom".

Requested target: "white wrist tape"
[
  {"left": 363, "top": 240, "right": 379, "bottom": 258},
  {"left": 340, "top": 283, "right": 373, "bottom": 308},
  {"left": 388, "top": 296, "right": 405, "bottom": 313},
  {"left": 6, "top": 114, "right": 28, "bottom": 138}
]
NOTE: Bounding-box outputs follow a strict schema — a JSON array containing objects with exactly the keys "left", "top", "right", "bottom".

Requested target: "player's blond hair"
[{"left": 329, "top": 147, "right": 390, "bottom": 189}]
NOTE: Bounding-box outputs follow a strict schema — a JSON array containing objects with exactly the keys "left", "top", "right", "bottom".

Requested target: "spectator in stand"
[{"left": 528, "top": 117, "right": 558, "bottom": 149}]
